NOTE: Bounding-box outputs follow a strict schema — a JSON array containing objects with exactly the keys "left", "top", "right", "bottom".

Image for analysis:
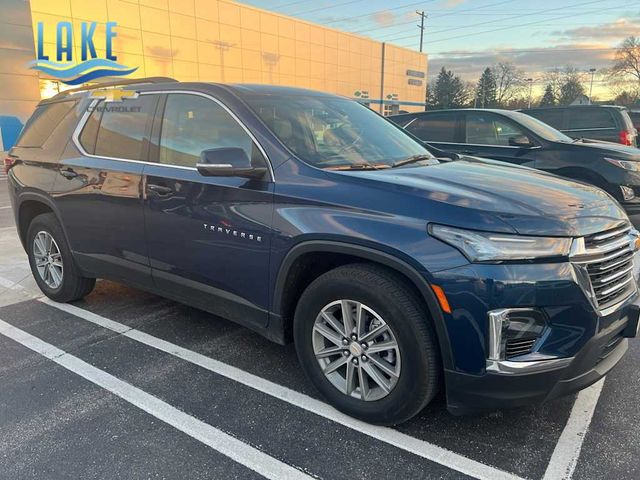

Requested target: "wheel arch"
[
  {"left": 16, "top": 193, "right": 67, "bottom": 250},
  {"left": 271, "top": 241, "right": 454, "bottom": 370}
]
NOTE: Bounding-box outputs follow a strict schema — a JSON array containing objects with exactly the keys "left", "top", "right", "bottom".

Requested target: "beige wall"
[
  {"left": 0, "top": 0, "right": 41, "bottom": 150},
  {"left": 28, "top": 0, "right": 427, "bottom": 112}
]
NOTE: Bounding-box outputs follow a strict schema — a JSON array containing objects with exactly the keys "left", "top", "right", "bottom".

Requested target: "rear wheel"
[
  {"left": 27, "top": 213, "right": 95, "bottom": 302},
  {"left": 294, "top": 263, "right": 440, "bottom": 425}
]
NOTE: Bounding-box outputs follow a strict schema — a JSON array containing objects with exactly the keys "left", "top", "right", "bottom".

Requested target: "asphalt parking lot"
[{"left": 0, "top": 175, "right": 638, "bottom": 480}]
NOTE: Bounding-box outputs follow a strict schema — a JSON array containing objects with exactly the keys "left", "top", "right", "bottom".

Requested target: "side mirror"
[
  {"left": 196, "top": 147, "right": 267, "bottom": 179},
  {"left": 508, "top": 135, "right": 533, "bottom": 148}
]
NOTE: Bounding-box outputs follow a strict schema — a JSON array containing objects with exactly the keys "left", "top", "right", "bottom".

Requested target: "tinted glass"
[
  {"left": 406, "top": 114, "right": 457, "bottom": 142},
  {"left": 17, "top": 101, "right": 76, "bottom": 147},
  {"left": 159, "top": 93, "right": 255, "bottom": 167},
  {"left": 566, "top": 108, "right": 616, "bottom": 129},
  {"left": 507, "top": 111, "right": 573, "bottom": 142},
  {"left": 526, "top": 109, "right": 563, "bottom": 129},
  {"left": 94, "top": 96, "right": 156, "bottom": 160},
  {"left": 245, "top": 95, "right": 432, "bottom": 169},
  {"left": 465, "top": 112, "right": 528, "bottom": 146}
]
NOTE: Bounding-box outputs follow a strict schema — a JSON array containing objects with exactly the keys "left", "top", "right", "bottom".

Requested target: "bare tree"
[
  {"left": 611, "top": 36, "right": 640, "bottom": 85},
  {"left": 492, "top": 62, "right": 527, "bottom": 107}
]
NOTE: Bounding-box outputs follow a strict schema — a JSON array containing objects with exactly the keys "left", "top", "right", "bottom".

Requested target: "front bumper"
[{"left": 444, "top": 289, "right": 639, "bottom": 415}]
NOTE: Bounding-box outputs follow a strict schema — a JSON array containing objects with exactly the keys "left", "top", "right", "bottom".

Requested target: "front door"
[
  {"left": 459, "top": 112, "right": 537, "bottom": 167},
  {"left": 143, "top": 92, "right": 274, "bottom": 328}
]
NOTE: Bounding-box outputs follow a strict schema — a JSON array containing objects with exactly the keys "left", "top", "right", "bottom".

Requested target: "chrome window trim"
[
  {"left": 426, "top": 140, "right": 541, "bottom": 150},
  {"left": 563, "top": 127, "right": 617, "bottom": 132},
  {"left": 72, "top": 90, "right": 275, "bottom": 180}
]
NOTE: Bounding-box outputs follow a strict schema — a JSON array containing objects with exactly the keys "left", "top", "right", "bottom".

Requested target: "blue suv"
[{"left": 6, "top": 78, "right": 640, "bottom": 425}]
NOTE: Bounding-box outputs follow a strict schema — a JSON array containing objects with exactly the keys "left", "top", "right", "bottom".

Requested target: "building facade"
[{"left": 1, "top": 0, "right": 428, "bottom": 150}]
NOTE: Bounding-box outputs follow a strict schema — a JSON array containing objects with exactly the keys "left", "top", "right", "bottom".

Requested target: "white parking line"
[
  {"left": 0, "top": 318, "right": 313, "bottom": 480},
  {"left": 0, "top": 205, "right": 12, "bottom": 210},
  {"left": 39, "top": 297, "right": 524, "bottom": 480},
  {"left": 542, "top": 379, "right": 605, "bottom": 480}
]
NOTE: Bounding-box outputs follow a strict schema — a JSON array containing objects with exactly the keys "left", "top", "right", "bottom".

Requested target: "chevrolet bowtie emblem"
[{"left": 90, "top": 88, "right": 138, "bottom": 102}]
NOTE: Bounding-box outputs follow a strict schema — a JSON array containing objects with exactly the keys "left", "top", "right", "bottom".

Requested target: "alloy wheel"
[
  {"left": 312, "top": 299, "right": 401, "bottom": 401},
  {"left": 33, "top": 231, "right": 64, "bottom": 289}
]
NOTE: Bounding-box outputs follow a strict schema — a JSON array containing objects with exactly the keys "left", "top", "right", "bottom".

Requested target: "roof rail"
[{"left": 51, "top": 76, "right": 177, "bottom": 99}]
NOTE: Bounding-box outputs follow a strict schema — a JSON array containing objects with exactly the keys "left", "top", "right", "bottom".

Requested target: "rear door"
[
  {"left": 565, "top": 107, "right": 618, "bottom": 143},
  {"left": 459, "top": 111, "right": 538, "bottom": 167},
  {"left": 403, "top": 112, "right": 462, "bottom": 152},
  {"left": 143, "top": 92, "right": 274, "bottom": 328},
  {"left": 53, "top": 93, "right": 158, "bottom": 288}
]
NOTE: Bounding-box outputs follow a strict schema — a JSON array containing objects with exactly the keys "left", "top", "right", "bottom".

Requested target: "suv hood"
[
  {"left": 559, "top": 140, "right": 640, "bottom": 160},
  {"left": 349, "top": 159, "right": 627, "bottom": 237}
]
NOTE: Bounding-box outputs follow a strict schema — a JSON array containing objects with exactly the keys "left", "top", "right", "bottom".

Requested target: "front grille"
[
  {"left": 574, "top": 224, "right": 637, "bottom": 312},
  {"left": 505, "top": 338, "right": 537, "bottom": 358}
]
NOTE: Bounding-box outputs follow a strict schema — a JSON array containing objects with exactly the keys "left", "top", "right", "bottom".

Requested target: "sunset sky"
[{"left": 243, "top": 0, "right": 640, "bottom": 99}]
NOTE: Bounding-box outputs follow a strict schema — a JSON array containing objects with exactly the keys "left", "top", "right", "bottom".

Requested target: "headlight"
[
  {"left": 429, "top": 224, "right": 572, "bottom": 262},
  {"left": 604, "top": 158, "right": 640, "bottom": 171}
]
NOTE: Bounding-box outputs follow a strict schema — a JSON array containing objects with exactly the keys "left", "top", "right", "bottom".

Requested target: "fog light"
[
  {"left": 621, "top": 185, "right": 635, "bottom": 201},
  {"left": 488, "top": 309, "right": 547, "bottom": 361}
]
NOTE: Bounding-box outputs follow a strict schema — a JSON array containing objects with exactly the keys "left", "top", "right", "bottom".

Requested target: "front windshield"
[
  {"left": 510, "top": 111, "right": 574, "bottom": 143},
  {"left": 244, "top": 94, "right": 434, "bottom": 169}
]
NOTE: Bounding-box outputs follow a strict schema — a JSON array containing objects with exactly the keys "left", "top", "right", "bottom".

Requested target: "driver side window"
[{"left": 465, "top": 113, "right": 528, "bottom": 146}]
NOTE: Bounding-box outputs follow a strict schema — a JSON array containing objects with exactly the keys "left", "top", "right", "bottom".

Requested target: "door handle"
[
  {"left": 460, "top": 150, "right": 476, "bottom": 155},
  {"left": 60, "top": 168, "right": 78, "bottom": 179},
  {"left": 147, "top": 184, "right": 174, "bottom": 195}
]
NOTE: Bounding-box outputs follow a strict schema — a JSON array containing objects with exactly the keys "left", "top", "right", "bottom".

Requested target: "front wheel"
[
  {"left": 294, "top": 263, "right": 440, "bottom": 425},
  {"left": 26, "top": 213, "right": 95, "bottom": 302}
]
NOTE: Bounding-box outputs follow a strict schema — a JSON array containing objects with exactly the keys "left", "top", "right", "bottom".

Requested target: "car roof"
[
  {"left": 523, "top": 105, "right": 627, "bottom": 111},
  {"left": 44, "top": 77, "right": 345, "bottom": 105}
]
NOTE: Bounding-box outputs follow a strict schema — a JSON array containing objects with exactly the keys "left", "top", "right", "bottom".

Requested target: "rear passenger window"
[
  {"left": 405, "top": 114, "right": 456, "bottom": 142},
  {"left": 92, "top": 96, "right": 156, "bottom": 160},
  {"left": 17, "top": 101, "right": 76, "bottom": 147},
  {"left": 158, "top": 93, "right": 257, "bottom": 167},
  {"left": 567, "top": 109, "right": 616, "bottom": 130}
]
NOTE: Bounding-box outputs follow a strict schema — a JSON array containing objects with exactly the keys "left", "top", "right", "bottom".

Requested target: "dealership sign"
[{"left": 29, "top": 21, "right": 138, "bottom": 85}]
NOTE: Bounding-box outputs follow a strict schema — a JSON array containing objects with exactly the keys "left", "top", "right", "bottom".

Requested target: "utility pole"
[
  {"left": 588, "top": 68, "right": 596, "bottom": 103},
  {"left": 416, "top": 11, "right": 427, "bottom": 52},
  {"left": 526, "top": 78, "right": 533, "bottom": 109}
]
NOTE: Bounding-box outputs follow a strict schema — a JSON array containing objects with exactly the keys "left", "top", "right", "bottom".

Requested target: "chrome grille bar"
[{"left": 571, "top": 223, "right": 638, "bottom": 314}]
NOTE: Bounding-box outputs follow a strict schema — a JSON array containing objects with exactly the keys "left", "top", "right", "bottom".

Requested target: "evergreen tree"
[
  {"left": 428, "top": 67, "right": 469, "bottom": 109},
  {"left": 539, "top": 84, "right": 555, "bottom": 106},
  {"left": 475, "top": 67, "right": 497, "bottom": 107}
]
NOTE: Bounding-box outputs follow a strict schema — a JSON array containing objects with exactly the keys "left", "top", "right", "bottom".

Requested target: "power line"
[
  {"left": 318, "top": 1, "right": 436, "bottom": 26},
  {"left": 382, "top": 0, "right": 614, "bottom": 43},
  {"left": 347, "top": 0, "right": 517, "bottom": 35},
  {"left": 429, "top": 46, "right": 618, "bottom": 56},
  {"left": 288, "top": 0, "right": 365, "bottom": 16}
]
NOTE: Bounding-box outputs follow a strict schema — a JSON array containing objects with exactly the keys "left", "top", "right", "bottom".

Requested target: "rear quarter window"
[
  {"left": 566, "top": 108, "right": 616, "bottom": 130},
  {"left": 16, "top": 101, "right": 77, "bottom": 148}
]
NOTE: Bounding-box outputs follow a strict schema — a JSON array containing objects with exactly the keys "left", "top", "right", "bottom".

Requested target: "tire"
[
  {"left": 293, "top": 263, "right": 440, "bottom": 425},
  {"left": 26, "top": 213, "right": 95, "bottom": 302}
]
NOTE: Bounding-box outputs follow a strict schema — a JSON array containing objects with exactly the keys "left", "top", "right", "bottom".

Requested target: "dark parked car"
[
  {"left": 629, "top": 110, "right": 640, "bottom": 132},
  {"left": 520, "top": 105, "right": 637, "bottom": 147},
  {"left": 6, "top": 79, "right": 639, "bottom": 425},
  {"left": 390, "top": 108, "right": 640, "bottom": 225}
]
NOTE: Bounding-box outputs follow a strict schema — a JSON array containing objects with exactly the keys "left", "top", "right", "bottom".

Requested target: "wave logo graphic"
[
  {"left": 31, "top": 21, "right": 138, "bottom": 85},
  {"left": 29, "top": 58, "right": 138, "bottom": 85}
]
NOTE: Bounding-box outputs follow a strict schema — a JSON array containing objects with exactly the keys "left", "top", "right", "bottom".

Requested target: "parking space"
[{"left": 0, "top": 179, "right": 638, "bottom": 480}]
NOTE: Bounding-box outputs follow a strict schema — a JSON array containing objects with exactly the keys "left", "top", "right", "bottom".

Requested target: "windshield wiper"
[
  {"left": 391, "top": 154, "right": 434, "bottom": 168},
  {"left": 325, "top": 163, "right": 382, "bottom": 171}
]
